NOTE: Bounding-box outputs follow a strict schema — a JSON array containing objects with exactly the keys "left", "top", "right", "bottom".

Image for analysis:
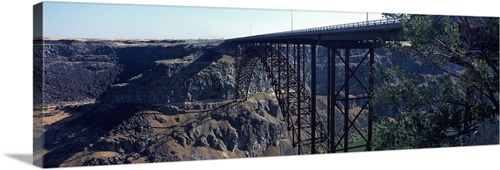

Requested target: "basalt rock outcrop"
[{"left": 34, "top": 39, "right": 289, "bottom": 168}]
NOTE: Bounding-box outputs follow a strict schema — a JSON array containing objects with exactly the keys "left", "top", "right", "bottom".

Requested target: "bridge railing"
[{"left": 271, "top": 18, "right": 400, "bottom": 36}]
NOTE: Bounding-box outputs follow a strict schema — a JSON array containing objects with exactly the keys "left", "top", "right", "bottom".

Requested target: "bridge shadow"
[
  {"left": 147, "top": 100, "right": 243, "bottom": 149},
  {"left": 154, "top": 100, "right": 241, "bottom": 129},
  {"left": 169, "top": 48, "right": 223, "bottom": 93}
]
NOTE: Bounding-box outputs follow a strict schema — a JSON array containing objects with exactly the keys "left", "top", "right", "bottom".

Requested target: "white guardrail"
[{"left": 264, "top": 18, "right": 400, "bottom": 37}]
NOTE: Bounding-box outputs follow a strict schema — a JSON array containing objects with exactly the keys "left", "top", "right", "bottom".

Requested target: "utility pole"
[
  {"left": 248, "top": 24, "right": 253, "bottom": 36},
  {"left": 291, "top": 10, "right": 294, "bottom": 31}
]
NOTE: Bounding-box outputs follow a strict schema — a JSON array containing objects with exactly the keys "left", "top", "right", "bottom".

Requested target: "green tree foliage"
[{"left": 373, "top": 14, "right": 499, "bottom": 150}]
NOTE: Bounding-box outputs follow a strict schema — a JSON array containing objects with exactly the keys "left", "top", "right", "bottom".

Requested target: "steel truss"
[
  {"left": 328, "top": 48, "right": 375, "bottom": 152},
  {"left": 236, "top": 42, "right": 375, "bottom": 154}
]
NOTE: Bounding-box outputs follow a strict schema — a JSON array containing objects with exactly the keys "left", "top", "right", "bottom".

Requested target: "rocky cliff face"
[
  {"left": 34, "top": 39, "right": 290, "bottom": 168},
  {"left": 98, "top": 54, "right": 237, "bottom": 105}
]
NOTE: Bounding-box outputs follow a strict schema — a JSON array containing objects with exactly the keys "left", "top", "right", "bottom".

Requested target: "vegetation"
[{"left": 373, "top": 14, "right": 499, "bottom": 150}]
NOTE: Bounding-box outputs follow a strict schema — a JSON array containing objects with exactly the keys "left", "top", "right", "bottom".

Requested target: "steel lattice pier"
[{"left": 235, "top": 42, "right": 376, "bottom": 154}]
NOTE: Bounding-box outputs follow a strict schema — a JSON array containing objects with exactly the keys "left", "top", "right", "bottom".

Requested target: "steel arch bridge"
[{"left": 228, "top": 18, "right": 402, "bottom": 154}]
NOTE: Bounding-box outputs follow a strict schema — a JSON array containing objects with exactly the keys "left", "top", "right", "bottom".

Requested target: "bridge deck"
[{"left": 228, "top": 19, "right": 401, "bottom": 45}]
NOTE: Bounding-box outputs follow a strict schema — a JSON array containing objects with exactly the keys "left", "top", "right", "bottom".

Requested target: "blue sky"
[{"left": 43, "top": 1, "right": 384, "bottom": 39}]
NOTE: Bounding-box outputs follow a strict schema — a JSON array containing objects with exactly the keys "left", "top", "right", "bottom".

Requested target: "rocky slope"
[{"left": 33, "top": 38, "right": 288, "bottom": 168}]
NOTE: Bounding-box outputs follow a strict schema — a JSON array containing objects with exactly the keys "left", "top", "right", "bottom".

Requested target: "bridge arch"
[{"left": 234, "top": 42, "right": 377, "bottom": 155}]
